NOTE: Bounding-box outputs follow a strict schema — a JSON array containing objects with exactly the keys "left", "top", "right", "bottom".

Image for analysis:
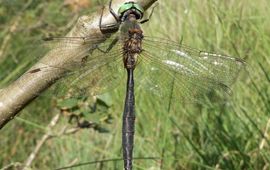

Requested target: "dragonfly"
[{"left": 31, "top": 0, "right": 245, "bottom": 169}]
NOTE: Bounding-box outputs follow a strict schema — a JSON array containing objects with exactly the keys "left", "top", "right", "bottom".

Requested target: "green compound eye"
[{"left": 118, "top": 2, "right": 144, "bottom": 16}]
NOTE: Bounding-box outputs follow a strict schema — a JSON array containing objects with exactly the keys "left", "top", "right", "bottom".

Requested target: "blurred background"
[{"left": 0, "top": 0, "right": 269, "bottom": 169}]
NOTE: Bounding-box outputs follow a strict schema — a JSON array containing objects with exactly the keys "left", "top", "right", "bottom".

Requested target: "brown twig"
[
  {"left": 22, "top": 112, "right": 81, "bottom": 169},
  {"left": 22, "top": 113, "right": 61, "bottom": 169},
  {"left": 0, "top": 0, "right": 158, "bottom": 129}
]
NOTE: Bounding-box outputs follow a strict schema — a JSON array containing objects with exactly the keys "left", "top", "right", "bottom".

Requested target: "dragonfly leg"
[
  {"left": 96, "top": 36, "right": 119, "bottom": 53},
  {"left": 99, "top": 0, "right": 120, "bottom": 34},
  {"left": 140, "top": 3, "right": 158, "bottom": 24},
  {"left": 109, "top": 0, "right": 120, "bottom": 21}
]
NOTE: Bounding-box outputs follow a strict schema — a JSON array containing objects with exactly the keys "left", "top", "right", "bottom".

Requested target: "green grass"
[{"left": 1, "top": 0, "right": 270, "bottom": 169}]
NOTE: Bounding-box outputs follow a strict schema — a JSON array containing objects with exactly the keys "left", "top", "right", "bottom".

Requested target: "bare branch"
[{"left": 0, "top": 0, "right": 158, "bottom": 129}]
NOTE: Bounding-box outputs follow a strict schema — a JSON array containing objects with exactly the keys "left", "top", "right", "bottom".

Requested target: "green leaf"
[
  {"left": 96, "top": 93, "right": 113, "bottom": 107},
  {"left": 57, "top": 98, "right": 78, "bottom": 109}
]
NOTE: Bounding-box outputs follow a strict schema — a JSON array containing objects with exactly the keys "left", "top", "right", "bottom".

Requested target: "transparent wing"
[
  {"left": 30, "top": 34, "right": 125, "bottom": 97},
  {"left": 30, "top": 34, "right": 245, "bottom": 102},
  {"left": 58, "top": 48, "right": 125, "bottom": 97},
  {"left": 40, "top": 34, "right": 114, "bottom": 70},
  {"left": 137, "top": 36, "right": 245, "bottom": 103}
]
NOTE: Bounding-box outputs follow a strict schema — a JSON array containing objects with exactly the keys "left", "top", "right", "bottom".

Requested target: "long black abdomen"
[{"left": 122, "top": 68, "right": 135, "bottom": 170}]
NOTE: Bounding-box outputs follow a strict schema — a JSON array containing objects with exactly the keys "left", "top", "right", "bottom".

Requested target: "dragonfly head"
[{"left": 118, "top": 2, "right": 144, "bottom": 21}]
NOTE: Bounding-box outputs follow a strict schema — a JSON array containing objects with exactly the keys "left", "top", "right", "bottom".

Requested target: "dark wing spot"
[{"left": 28, "top": 68, "right": 41, "bottom": 73}]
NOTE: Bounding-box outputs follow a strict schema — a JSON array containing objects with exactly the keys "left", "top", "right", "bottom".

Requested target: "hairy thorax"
[{"left": 123, "top": 28, "right": 143, "bottom": 69}]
